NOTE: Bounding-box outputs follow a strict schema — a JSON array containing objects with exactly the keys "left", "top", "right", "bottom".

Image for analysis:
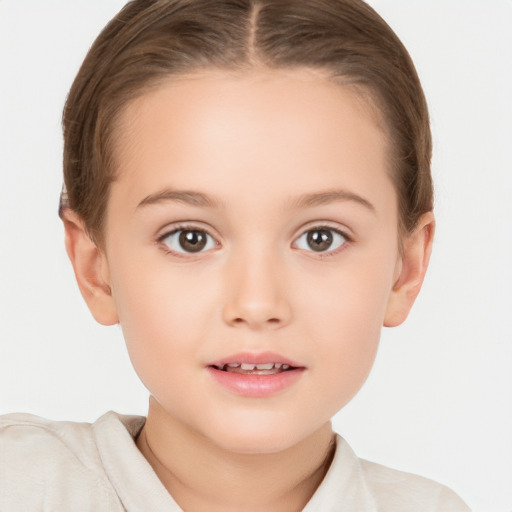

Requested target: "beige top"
[{"left": 0, "top": 412, "right": 470, "bottom": 511}]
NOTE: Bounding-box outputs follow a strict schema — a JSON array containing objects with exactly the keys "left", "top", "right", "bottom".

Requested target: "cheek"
[
  {"left": 298, "top": 247, "right": 396, "bottom": 336},
  {"left": 310, "top": 294, "right": 381, "bottom": 393},
  {"left": 296, "top": 247, "right": 397, "bottom": 401},
  {"left": 111, "top": 249, "right": 215, "bottom": 326},
  {"left": 108, "top": 258, "right": 218, "bottom": 380},
  {"left": 302, "top": 297, "right": 383, "bottom": 418}
]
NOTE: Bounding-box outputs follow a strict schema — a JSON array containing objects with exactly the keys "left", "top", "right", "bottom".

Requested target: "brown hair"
[{"left": 62, "top": 0, "right": 432, "bottom": 243}]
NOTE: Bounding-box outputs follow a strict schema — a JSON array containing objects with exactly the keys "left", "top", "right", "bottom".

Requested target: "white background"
[{"left": 0, "top": 1, "right": 510, "bottom": 511}]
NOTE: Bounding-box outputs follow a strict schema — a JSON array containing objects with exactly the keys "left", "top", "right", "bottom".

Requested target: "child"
[{"left": 0, "top": 0, "right": 471, "bottom": 510}]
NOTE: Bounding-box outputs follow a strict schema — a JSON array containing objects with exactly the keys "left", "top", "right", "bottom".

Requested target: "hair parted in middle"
[{"left": 62, "top": 0, "right": 432, "bottom": 244}]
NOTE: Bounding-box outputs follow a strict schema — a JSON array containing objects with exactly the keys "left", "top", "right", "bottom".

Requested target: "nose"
[{"left": 221, "top": 249, "right": 292, "bottom": 330}]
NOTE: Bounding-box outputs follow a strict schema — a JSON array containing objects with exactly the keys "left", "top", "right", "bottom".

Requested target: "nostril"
[{"left": 230, "top": 316, "right": 281, "bottom": 327}]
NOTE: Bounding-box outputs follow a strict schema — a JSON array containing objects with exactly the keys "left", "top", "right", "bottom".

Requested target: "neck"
[{"left": 136, "top": 398, "right": 336, "bottom": 512}]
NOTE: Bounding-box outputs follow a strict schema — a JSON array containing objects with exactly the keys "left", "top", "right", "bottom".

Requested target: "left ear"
[{"left": 384, "top": 212, "right": 435, "bottom": 327}]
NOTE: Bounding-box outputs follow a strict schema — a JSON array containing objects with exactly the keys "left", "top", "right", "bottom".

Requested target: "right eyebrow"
[{"left": 137, "top": 188, "right": 221, "bottom": 209}]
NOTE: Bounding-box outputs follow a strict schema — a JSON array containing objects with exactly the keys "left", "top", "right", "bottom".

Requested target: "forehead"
[{"left": 110, "top": 70, "right": 394, "bottom": 214}]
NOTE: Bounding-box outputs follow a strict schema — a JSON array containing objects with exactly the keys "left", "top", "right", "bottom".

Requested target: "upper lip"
[{"left": 207, "top": 351, "right": 305, "bottom": 369}]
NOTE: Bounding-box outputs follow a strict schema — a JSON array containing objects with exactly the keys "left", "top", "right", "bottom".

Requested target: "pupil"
[
  {"left": 307, "top": 230, "right": 332, "bottom": 252},
  {"left": 179, "top": 230, "right": 207, "bottom": 252}
]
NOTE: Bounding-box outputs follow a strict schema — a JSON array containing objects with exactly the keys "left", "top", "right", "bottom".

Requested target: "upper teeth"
[
  {"left": 223, "top": 363, "right": 290, "bottom": 370},
  {"left": 241, "top": 363, "right": 273, "bottom": 370}
]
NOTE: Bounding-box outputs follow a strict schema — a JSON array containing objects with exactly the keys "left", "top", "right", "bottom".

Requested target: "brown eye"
[
  {"left": 179, "top": 230, "right": 208, "bottom": 252},
  {"left": 161, "top": 229, "right": 215, "bottom": 254},
  {"left": 307, "top": 229, "right": 333, "bottom": 252},
  {"left": 295, "top": 228, "right": 347, "bottom": 253}
]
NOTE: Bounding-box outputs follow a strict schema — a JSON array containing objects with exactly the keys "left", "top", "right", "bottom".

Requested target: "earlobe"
[
  {"left": 384, "top": 212, "right": 435, "bottom": 327},
  {"left": 62, "top": 209, "right": 119, "bottom": 326}
]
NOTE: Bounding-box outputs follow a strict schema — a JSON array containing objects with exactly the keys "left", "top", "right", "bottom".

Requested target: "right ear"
[{"left": 62, "top": 209, "right": 119, "bottom": 326}]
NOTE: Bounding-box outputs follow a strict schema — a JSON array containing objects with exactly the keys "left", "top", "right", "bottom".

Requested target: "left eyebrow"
[{"left": 290, "top": 189, "right": 376, "bottom": 213}]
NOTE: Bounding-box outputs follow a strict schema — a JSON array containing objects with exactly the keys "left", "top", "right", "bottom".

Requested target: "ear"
[
  {"left": 384, "top": 212, "right": 435, "bottom": 327},
  {"left": 62, "top": 209, "right": 119, "bottom": 326}
]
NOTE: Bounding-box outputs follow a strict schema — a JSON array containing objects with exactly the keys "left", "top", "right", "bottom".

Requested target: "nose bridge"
[{"left": 222, "top": 240, "right": 291, "bottom": 329}]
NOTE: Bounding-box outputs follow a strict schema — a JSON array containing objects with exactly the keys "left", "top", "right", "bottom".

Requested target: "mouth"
[
  {"left": 206, "top": 352, "right": 305, "bottom": 397},
  {"left": 209, "top": 362, "right": 296, "bottom": 375}
]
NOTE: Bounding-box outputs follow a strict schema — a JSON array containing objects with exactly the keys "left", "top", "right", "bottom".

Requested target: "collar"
[{"left": 94, "top": 412, "right": 377, "bottom": 512}]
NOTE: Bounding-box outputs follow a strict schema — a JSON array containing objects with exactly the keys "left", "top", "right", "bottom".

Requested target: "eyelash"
[
  {"left": 156, "top": 224, "right": 351, "bottom": 257},
  {"left": 293, "top": 225, "right": 351, "bottom": 257},
  {"left": 157, "top": 224, "right": 218, "bottom": 257}
]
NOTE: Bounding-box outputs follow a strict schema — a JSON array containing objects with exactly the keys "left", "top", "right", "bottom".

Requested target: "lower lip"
[{"left": 207, "top": 367, "right": 304, "bottom": 398}]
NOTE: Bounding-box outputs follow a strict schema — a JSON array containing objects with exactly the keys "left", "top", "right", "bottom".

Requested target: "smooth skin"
[{"left": 63, "top": 70, "right": 434, "bottom": 511}]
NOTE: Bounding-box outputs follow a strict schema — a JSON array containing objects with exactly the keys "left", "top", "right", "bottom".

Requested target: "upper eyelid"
[
  {"left": 155, "top": 221, "right": 353, "bottom": 244},
  {"left": 156, "top": 222, "right": 219, "bottom": 241},
  {"left": 294, "top": 227, "right": 349, "bottom": 244},
  {"left": 294, "top": 222, "right": 353, "bottom": 241}
]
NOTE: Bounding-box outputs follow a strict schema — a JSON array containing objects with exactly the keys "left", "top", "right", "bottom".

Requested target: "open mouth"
[
  {"left": 210, "top": 362, "right": 296, "bottom": 375},
  {"left": 207, "top": 355, "right": 304, "bottom": 396}
]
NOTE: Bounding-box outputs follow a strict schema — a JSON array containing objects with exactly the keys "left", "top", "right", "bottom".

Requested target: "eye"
[
  {"left": 294, "top": 227, "right": 347, "bottom": 253},
  {"left": 160, "top": 229, "right": 217, "bottom": 254}
]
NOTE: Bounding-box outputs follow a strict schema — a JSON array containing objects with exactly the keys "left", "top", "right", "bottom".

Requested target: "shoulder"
[
  {"left": 312, "top": 435, "right": 471, "bottom": 512},
  {"left": 359, "top": 455, "right": 471, "bottom": 512},
  {"left": 0, "top": 412, "right": 127, "bottom": 511},
  {"left": 0, "top": 412, "right": 104, "bottom": 473}
]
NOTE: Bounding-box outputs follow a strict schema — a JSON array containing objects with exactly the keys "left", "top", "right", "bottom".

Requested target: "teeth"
[
  {"left": 255, "top": 363, "right": 274, "bottom": 370},
  {"left": 218, "top": 362, "right": 294, "bottom": 372},
  {"left": 240, "top": 363, "right": 285, "bottom": 370}
]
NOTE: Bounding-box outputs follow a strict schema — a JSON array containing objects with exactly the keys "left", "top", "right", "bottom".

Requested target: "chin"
[
  {"left": 203, "top": 415, "right": 320, "bottom": 455},
  {"left": 215, "top": 433, "right": 297, "bottom": 455}
]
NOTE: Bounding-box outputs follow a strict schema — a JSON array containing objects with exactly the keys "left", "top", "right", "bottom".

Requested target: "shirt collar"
[
  {"left": 303, "top": 434, "right": 378, "bottom": 512},
  {"left": 94, "top": 413, "right": 377, "bottom": 512}
]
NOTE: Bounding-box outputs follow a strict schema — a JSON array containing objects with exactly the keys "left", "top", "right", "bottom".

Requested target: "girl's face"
[{"left": 103, "top": 70, "right": 402, "bottom": 453}]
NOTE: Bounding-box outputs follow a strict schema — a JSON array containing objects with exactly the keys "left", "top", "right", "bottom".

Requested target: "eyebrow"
[
  {"left": 137, "top": 189, "right": 221, "bottom": 209},
  {"left": 136, "top": 187, "right": 375, "bottom": 213},
  {"left": 291, "top": 189, "right": 376, "bottom": 212}
]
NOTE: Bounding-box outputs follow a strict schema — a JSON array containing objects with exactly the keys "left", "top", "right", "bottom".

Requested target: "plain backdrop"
[{"left": 0, "top": 1, "right": 511, "bottom": 511}]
